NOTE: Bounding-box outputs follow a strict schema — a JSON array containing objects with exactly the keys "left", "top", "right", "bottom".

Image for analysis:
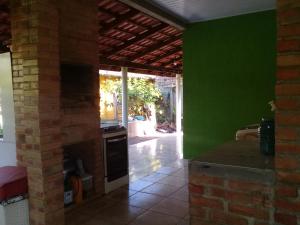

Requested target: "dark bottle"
[{"left": 259, "top": 118, "right": 275, "bottom": 155}]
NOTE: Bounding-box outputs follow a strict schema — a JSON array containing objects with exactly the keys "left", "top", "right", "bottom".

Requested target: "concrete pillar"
[
  {"left": 176, "top": 74, "right": 182, "bottom": 133},
  {"left": 170, "top": 87, "right": 174, "bottom": 122},
  {"left": 122, "top": 67, "right": 128, "bottom": 128}
]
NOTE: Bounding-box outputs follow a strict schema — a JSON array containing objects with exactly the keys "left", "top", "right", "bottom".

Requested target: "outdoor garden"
[{"left": 100, "top": 73, "right": 176, "bottom": 135}]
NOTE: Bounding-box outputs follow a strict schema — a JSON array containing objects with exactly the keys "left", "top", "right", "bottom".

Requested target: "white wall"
[{"left": 0, "top": 52, "right": 16, "bottom": 166}]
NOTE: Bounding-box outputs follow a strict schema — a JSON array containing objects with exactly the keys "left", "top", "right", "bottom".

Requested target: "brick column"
[
  {"left": 275, "top": 0, "right": 300, "bottom": 224},
  {"left": 10, "top": 1, "right": 64, "bottom": 225}
]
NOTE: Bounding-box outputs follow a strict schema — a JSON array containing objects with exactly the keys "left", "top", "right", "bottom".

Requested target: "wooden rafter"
[
  {"left": 147, "top": 46, "right": 182, "bottom": 65},
  {"left": 99, "top": 57, "right": 181, "bottom": 74},
  {"left": 97, "top": 0, "right": 183, "bottom": 76},
  {"left": 128, "top": 35, "right": 181, "bottom": 61},
  {"left": 161, "top": 58, "right": 182, "bottom": 68},
  {"left": 99, "top": 8, "right": 149, "bottom": 30},
  {"left": 99, "top": 8, "right": 140, "bottom": 35},
  {"left": 104, "top": 23, "right": 168, "bottom": 57}
]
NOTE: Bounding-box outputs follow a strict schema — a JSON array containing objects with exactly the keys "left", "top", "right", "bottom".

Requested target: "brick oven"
[{"left": 60, "top": 63, "right": 103, "bottom": 195}]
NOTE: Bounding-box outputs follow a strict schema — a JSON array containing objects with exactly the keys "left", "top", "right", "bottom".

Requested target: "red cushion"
[{"left": 0, "top": 166, "right": 28, "bottom": 201}]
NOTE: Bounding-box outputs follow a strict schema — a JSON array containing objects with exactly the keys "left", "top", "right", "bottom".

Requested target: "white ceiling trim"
[{"left": 145, "top": 0, "right": 276, "bottom": 24}]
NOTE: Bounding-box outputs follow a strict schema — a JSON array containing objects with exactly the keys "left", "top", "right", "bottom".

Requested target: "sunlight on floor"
[{"left": 129, "top": 133, "right": 183, "bottom": 181}]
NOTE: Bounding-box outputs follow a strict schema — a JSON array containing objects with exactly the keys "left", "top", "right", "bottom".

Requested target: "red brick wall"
[
  {"left": 11, "top": 1, "right": 64, "bottom": 224},
  {"left": 189, "top": 174, "right": 274, "bottom": 225},
  {"left": 10, "top": 0, "right": 102, "bottom": 224},
  {"left": 275, "top": 0, "right": 300, "bottom": 224},
  {"left": 59, "top": 0, "right": 103, "bottom": 195}
]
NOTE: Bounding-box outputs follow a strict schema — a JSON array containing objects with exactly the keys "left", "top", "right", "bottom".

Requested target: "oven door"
[{"left": 105, "top": 135, "right": 128, "bottom": 182}]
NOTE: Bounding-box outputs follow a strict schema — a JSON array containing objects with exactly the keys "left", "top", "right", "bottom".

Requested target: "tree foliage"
[
  {"left": 127, "top": 78, "right": 161, "bottom": 118},
  {"left": 101, "top": 77, "right": 162, "bottom": 118}
]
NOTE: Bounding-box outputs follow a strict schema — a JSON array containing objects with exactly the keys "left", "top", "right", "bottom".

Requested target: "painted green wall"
[{"left": 183, "top": 10, "right": 276, "bottom": 159}]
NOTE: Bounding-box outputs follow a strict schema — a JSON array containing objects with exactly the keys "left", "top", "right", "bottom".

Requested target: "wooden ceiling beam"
[
  {"left": 99, "top": 8, "right": 140, "bottom": 35},
  {"left": 99, "top": 8, "right": 148, "bottom": 31},
  {"left": 118, "top": 0, "right": 187, "bottom": 31},
  {"left": 128, "top": 35, "right": 181, "bottom": 61},
  {"left": 147, "top": 46, "right": 182, "bottom": 65},
  {"left": 104, "top": 23, "right": 168, "bottom": 57},
  {"left": 99, "top": 57, "right": 181, "bottom": 74},
  {"left": 161, "top": 59, "right": 182, "bottom": 68}
]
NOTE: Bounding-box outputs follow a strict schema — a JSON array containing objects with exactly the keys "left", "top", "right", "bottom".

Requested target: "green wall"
[{"left": 183, "top": 10, "right": 276, "bottom": 159}]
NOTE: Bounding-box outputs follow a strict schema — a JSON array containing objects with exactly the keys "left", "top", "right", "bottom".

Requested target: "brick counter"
[{"left": 189, "top": 140, "right": 275, "bottom": 225}]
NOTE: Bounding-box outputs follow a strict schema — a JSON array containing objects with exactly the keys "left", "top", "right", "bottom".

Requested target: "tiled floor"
[
  {"left": 66, "top": 133, "right": 189, "bottom": 225},
  {"left": 129, "top": 133, "right": 184, "bottom": 181}
]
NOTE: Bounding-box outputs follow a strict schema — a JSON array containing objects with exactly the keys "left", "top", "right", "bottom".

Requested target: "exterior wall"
[
  {"left": 183, "top": 11, "right": 276, "bottom": 159},
  {"left": 189, "top": 171, "right": 275, "bottom": 225},
  {"left": 275, "top": 0, "right": 300, "bottom": 224},
  {"left": 0, "top": 52, "right": 16, "bottom": 166}
]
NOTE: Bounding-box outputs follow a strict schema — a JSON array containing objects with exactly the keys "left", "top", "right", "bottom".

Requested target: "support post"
[
  {"left": 176, "top": 74, "right": 182, "bottom": 133},
  {"left": 122, "top": 67, "right": 128, "bottom": 128}
]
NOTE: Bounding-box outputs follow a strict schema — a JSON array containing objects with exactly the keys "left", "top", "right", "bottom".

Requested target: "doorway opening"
[{"left": 99, "top": 70, "right": 183, "bottom": 181}]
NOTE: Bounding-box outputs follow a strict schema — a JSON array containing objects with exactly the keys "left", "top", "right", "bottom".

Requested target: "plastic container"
[{"left": 0, "top": 197, "right": 29, "bottom": 225}]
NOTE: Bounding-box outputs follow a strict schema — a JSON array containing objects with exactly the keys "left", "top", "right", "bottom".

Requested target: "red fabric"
[{"left": 0, "top": 166, "right": 28, "bottom": 201}]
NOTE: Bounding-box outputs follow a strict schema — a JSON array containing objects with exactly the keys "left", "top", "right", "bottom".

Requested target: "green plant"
[
  {"left": 100, "top": 76, "right": 162, "bottom": 119},
  {"left": 127, "top": 78, "right": 161, "bottom": 118}
]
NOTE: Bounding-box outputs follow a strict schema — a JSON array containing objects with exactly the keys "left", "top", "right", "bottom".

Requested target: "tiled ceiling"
[{"left": 145, "top": 0, "right": 276, "bottom": 22}]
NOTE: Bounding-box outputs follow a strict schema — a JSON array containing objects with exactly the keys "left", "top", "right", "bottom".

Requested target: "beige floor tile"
[
  {"left": 65, "top": 209, "right": 93, "bottom": 225},
  {"left": 169, "top": 185, "right": 189, "bottom": 202},
  {"left": 93, "top": 203, "right": 145, "bottom": 224},
  {"left": 156, "top": 166, "right": 180, "bottom": 175},
  {"left": 106, "top": 187, "right": 137, "bottom": 201},
  {"left": 129, "top": 211, "right": 181, "bottom": 225},
  {"left": 140, "top": 172, "right": 168, "bottom": 183},
  {"left": 125, "top": 192, "right": 164, "bottom": 209},
  {"left": 83, "top": 217, "right": 126, "bottom": 225},
  {"left": 158, "top": 175, "right": 187, "bottom": 188},
  {"left": 80, "top": 198, "right": 119, "bottom": 216},
  {"left": 129, "top": 179, "right": 153, "bottom": 191},
  {"left": 150, "top": 198, "right": 189, "bottom": 218},
  {"left": 141, "top": 183, "right": 181, "bottom": 197}
]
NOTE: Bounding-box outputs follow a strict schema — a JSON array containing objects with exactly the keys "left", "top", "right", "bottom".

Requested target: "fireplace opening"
[
  {"left": 61, "top": 63, "right": 95, "bottom": 109},
  {"left": 60, "top": 62, "right": 103, "bottom": 207}
]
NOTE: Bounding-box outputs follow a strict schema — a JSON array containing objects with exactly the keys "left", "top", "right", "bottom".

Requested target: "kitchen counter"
[
  {"left": 189, "top": 140, "right": 275, "bottom": 225},
  {"left": 193, "top": 140, "right": 274, "bottom": 170},
  {"left": 189, "top": 140, "right": 275, "bottom": 185}
]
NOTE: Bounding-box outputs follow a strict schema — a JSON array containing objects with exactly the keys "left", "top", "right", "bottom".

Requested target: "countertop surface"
[{"left": 192, "top": 140, "right": 274, "bottom": 170}]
